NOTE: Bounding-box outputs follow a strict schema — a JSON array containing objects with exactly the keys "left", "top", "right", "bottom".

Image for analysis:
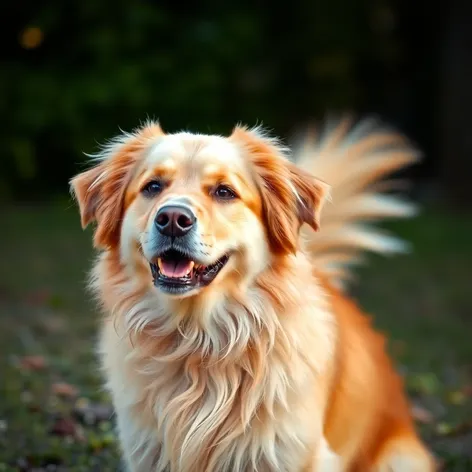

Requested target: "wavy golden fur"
[{"left": 71, "top": 118, "right": 436, "bottom": 471}]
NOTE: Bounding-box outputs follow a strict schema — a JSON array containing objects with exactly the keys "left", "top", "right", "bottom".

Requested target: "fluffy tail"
[{"left": 294, "top": 116, "right": 420, "bottom": 291}]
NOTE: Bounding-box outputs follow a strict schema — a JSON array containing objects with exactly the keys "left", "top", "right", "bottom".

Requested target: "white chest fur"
[{"left": 99, "top": 300, "right": 334, "bottom": 472}]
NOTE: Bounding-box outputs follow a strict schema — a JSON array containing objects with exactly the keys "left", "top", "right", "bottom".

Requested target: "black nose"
[{"left": 155, "top": 205, "right": 196, "bottom": 237}]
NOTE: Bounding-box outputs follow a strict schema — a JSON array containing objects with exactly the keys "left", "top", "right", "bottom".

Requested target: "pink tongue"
[{"left": 160, "top": 259, "right": 193, "bottom": 278}]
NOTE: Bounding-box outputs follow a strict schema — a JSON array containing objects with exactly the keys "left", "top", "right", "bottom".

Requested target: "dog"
[{"left": 71, "top": 117, "right": 436, "bottom": 471}]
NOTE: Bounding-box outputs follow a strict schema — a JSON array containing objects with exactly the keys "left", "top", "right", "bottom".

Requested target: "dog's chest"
[{"left": 104, "top": 329, "right": 315, "bottom": 471}]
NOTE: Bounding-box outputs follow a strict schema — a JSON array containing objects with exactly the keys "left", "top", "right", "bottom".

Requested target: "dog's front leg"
[
  {"left": 310, "top": 436, "right": 344, "bottom": 472},
  {"left": 115, "top": 409, "right": 163, "bottom": 472}
]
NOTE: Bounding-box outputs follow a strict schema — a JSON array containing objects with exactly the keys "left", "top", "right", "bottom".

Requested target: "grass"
[{"left": 1, "top": 201, "right": 471, "bottom": 471}]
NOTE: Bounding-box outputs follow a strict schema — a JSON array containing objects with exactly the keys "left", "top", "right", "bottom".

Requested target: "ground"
[{"left": 1, "top": 202, "right": 471, "bottom": 471}]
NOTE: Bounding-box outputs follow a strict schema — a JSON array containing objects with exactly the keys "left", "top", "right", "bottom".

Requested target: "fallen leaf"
[
  {"left": 50, "top": 417, "right": 84, "bottom": 440},
  {"left": 51, "top": 417, "right": 77, "bottom": 436},
  {"left": 411, "top": 404, "right": 434, "bottom": 424},
  {"left": 52, "top": 382, "right": 79, "bottom": 398},
  {"left": 19, "top": 355, "right": 47, "bottom": 370}
]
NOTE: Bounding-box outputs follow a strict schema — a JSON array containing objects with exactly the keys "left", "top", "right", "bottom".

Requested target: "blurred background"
[{"left": 1, "top": 1, "right": 472, "bottom": 470}]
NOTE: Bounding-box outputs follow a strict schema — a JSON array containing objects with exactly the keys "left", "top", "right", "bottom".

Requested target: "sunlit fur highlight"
[
  {"left": 71, "top": 118, "right": 435, "bottom": 471},
  {"left": 294, "top": 116, "right": 421, "bottom": 290}
]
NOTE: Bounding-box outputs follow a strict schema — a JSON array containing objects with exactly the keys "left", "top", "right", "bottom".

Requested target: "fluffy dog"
[{"left": 71, "top": 118, "right": 435, "bottom": 471}]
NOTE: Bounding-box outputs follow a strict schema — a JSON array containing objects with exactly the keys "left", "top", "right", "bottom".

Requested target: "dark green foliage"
[{"left": 2, "top": 0, "right": 402, "bottom": 200}]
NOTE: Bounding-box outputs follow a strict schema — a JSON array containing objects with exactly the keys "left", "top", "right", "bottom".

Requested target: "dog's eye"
[
  {"left": 142, "top": 180, "right": 163, "bottom": 197},
  {"left": 213, "top": 185, "right": 237, "bottom": 201}
]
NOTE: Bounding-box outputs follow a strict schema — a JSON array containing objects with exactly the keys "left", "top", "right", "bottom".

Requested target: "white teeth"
[{"left": 157, "top": 258, "right": 164, "bottom": 273}]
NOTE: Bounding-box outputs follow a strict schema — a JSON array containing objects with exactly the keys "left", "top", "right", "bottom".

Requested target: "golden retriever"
[{"left": 71, "top": 118, "right": 436, "bottom": 471}]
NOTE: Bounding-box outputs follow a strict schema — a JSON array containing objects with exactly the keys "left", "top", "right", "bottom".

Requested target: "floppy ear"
[
  {"left": 231, "top": 126, "right": 330, "bottom": 254},
  {"left": 70, "top": 122, "right": 163, "bottom": 249}
]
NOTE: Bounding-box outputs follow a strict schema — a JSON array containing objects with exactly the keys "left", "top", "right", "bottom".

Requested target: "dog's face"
[
  {"left": 121, "top": 130, "right": 271, "bottom": 298},
  {"left": 71, "top": 123, "right": 328, "bottom": 301}
]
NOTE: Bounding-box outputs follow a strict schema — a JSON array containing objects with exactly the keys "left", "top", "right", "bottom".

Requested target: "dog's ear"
[
  {"left": 231, "top": 126, "right": 329, "bottom": 254},
  {"left": 70, "top": 122, "right": 163, "bottom": 249},
  {"left": 288, "top": 163, "right": 330, "bottom": 233}
]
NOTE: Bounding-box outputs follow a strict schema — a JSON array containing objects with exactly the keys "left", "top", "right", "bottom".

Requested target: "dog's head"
[{"left": 71, "top": 122, "right": 328, "bottom": 301}]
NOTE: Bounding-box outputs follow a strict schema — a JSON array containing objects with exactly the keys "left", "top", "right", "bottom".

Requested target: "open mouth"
[{"left": 149, "top": 249, "right": 230, "bottom": 294}]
